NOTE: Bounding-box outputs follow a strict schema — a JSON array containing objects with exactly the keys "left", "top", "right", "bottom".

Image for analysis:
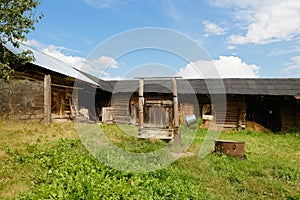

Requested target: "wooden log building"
[
  {"left": 104, "top": 78, "right": 300, "bottom": 133},
  {"left": 3, "top": 42, "right": 300, "bottom": 134},
  {"left": 2, "top": 42, "right": 111, "bottom": 122}
]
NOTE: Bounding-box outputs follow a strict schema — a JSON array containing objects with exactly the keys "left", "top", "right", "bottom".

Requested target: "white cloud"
[
  {"left": 203, "top": 20, "right": 226, "bottom": 36},
  {"left": 83, "top": 0, "right": 126, "bottom": 8},
  {"left": 90, "top": 56, "right": 119, "bottom": 69},
  {"left": 179, "top": 56, "right": 260, "bottom": 78},
  {"left": 211, "top": 0, "right": 274, "bottom": 8},
  {"left": 268, "top": 41, "right": 300, "bottom": 56},
  {"left": 164, "top": 0, "right": 182, "bottom": 21},
  {"left": 283, "top": 55, "right": 300, "bottom": 75},
  {"left": 24, "top": 39, "right": 120, "bottom": 78},
  {"left": 213, "top": 0, "right": 300, "bottom": 44},
  {"left": 24, "top": 39, "right": 43, "bottom": 48},
  {"left": 227, "top": 45, "right": 236, "bottom": 50},
  {"left": 101, "top": 73, "right": 123, "bottom": 80}
]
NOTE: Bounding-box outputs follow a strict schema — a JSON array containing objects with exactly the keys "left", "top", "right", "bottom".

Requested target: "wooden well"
[{"left": 137, "top": 76, "right": 181, "bottom": 140}]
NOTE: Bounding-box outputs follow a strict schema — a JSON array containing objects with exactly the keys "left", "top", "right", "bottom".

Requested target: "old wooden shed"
[
  {"left": 2, "top": 42, "right": 111, "bottom": 122},
  {"left": 3, "top": 42, "right": 300, "bottom": 133},
  {"left": 103, "top": 78, "right": 300, "bottom": 133}
]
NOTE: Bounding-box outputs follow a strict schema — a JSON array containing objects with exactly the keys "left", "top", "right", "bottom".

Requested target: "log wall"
[
  {"left": 103, "top": 92, "right": 300, "bottom": 132},
  {"left": 179, "top": 94, "right": 200, "bottom": 117},
  {"left": 214, "top": 95, "right": 246, "bottom": 129},
  {"left": 192, "top": 94, "right": 246, "bottom": 129},
  {"left": 110, "top": 93, "right": 132, "bottom": 124},
  {"left": 0, "top": 79, "right": 44, "bottom": 120},
  {"left": 10, "top": 63, "right": 100, "bottom": 122}
]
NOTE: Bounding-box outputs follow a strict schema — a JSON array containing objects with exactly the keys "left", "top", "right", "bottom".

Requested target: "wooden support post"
[
  {"left": 59, "top": 92, "right": 64, "bottom": 116},
  {"left": 72, "top": 89, "right": 79, "bottom": 116},
  {"left": 172, "top": 77, "right": 180, "bottom": 143},
  {"left": 44, "top": 75, "right": 51, "bottom": 124},
  {"left": 238, "top": 98, "right": 246, "bottom": 130},
  {"left": 138, "top": 78, "right": 144, "bottom": 131}
]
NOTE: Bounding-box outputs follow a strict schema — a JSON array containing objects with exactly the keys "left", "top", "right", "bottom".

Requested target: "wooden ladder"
[{"left": 69, "top": 98, "right": 77, "bottom": 120}]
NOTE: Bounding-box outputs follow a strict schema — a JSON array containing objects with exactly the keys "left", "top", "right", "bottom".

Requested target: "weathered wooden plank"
[
  {"left": 44, "top": 75, "right": 51, "bottom": 124},
  {"left": 139, "top": 78, "right": 144, "bottom": 129}
]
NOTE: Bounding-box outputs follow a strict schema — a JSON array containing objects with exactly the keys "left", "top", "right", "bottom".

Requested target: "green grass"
[
  {"left": 0, "top": 120, "right": 300, "bottom": 199},
  {"left": 100, "top": 124, "right": 169, "bottom": 153}
]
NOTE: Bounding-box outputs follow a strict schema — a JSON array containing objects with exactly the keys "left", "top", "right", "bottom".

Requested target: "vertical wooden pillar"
[
  {"left": 238, "top": 98, "right": 246, "bottom": 130},
  {"left": 172, "top": 77, "right": 180, "bottom": 143},
  {"left": 59, "top": 92, "right": 64, "bottom": 116},
  {"left": 72, "top": 89, "right": 79, "bottom": 116},
  {"left": 44, "top": 75, "right": 51, "bottom": 124},
  {"left": 138, "top": 78, "right": 144, "bottom": 131}
]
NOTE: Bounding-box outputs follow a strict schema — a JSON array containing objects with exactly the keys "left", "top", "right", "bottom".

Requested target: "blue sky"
[{"left": 24, "top": 0, "right": 300, "bottom": 79}]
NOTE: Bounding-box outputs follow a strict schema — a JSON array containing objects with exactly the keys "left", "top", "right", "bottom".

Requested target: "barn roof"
[
  {"left": 107, "top": 78, "right": 300, "bottom": 96},
  {"left": 5, "top": 42, "right": 300, "bottom": 95},
  {"left": 5, "top": 42, "right": 99, "bottom": 86},
  {"left": 73, "top": 69, "right": 114, "bottom": 92}
]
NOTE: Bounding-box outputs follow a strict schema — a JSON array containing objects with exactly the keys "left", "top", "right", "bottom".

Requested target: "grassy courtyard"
[{"left": 0, "top": 120, "right": 299, "bottom": 199}]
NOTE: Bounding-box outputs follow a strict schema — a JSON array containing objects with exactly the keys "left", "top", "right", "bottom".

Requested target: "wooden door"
[{"left": 145, "top": 100, "right": 172, "bottom": 128}]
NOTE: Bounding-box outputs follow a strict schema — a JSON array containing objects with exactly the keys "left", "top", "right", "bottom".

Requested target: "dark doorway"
[{"left": 246, "top": 96, "right": 282, "bottom": 132}]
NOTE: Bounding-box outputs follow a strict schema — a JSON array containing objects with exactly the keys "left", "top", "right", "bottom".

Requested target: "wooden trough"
[
  {"left": 214, "top": 140, "right": 246, "bottom": 158},
  {"left": 138, "top": 127, "right": 174, "bottom": 139}
]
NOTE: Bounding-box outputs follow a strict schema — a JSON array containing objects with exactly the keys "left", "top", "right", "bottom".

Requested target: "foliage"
[
  {"left": 0, "top": 0, "right": 43, "bottom": 79},
  {"left": 100, "top": 124, "right": 168, "bottom": 153},
  {"left": 0, "top": 121, "right": 300, "bottom": 199},
  {"left": 287, "top": 127, "right": 300, "bottom": 137},
  {"left": 198, "top": 117, "right": 203, "bottom": 128}
]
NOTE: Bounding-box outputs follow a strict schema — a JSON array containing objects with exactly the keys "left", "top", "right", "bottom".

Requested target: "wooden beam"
[
  {"left": 172, "top": 77, "right": 179, "bottom": 127},
  {"left": 172, "top": 77, "right": 180, "bottom": 143},
  {"left": 72, "top": 89, "right": 79, "bottom": 117},
  {"left": 59, "top": 92, "right": 64, "bottom": 116},
  {"left": 138, "top": 78, "right": 144, "bottom": 130},
  {"left": 44, "top": 75, "right": 51, "bottom": 124},
  {"left": 134, "top": 76, "right": 182, "bottom": 79}
]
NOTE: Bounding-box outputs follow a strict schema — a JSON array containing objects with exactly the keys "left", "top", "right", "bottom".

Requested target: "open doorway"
[{"left": 246, "top": 96, "right": 282, "bottom": 132}]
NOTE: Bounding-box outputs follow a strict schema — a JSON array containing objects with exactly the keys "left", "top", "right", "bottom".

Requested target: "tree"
[{"left": 0, "top": 0, "right": 43, "bottom": 80}]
